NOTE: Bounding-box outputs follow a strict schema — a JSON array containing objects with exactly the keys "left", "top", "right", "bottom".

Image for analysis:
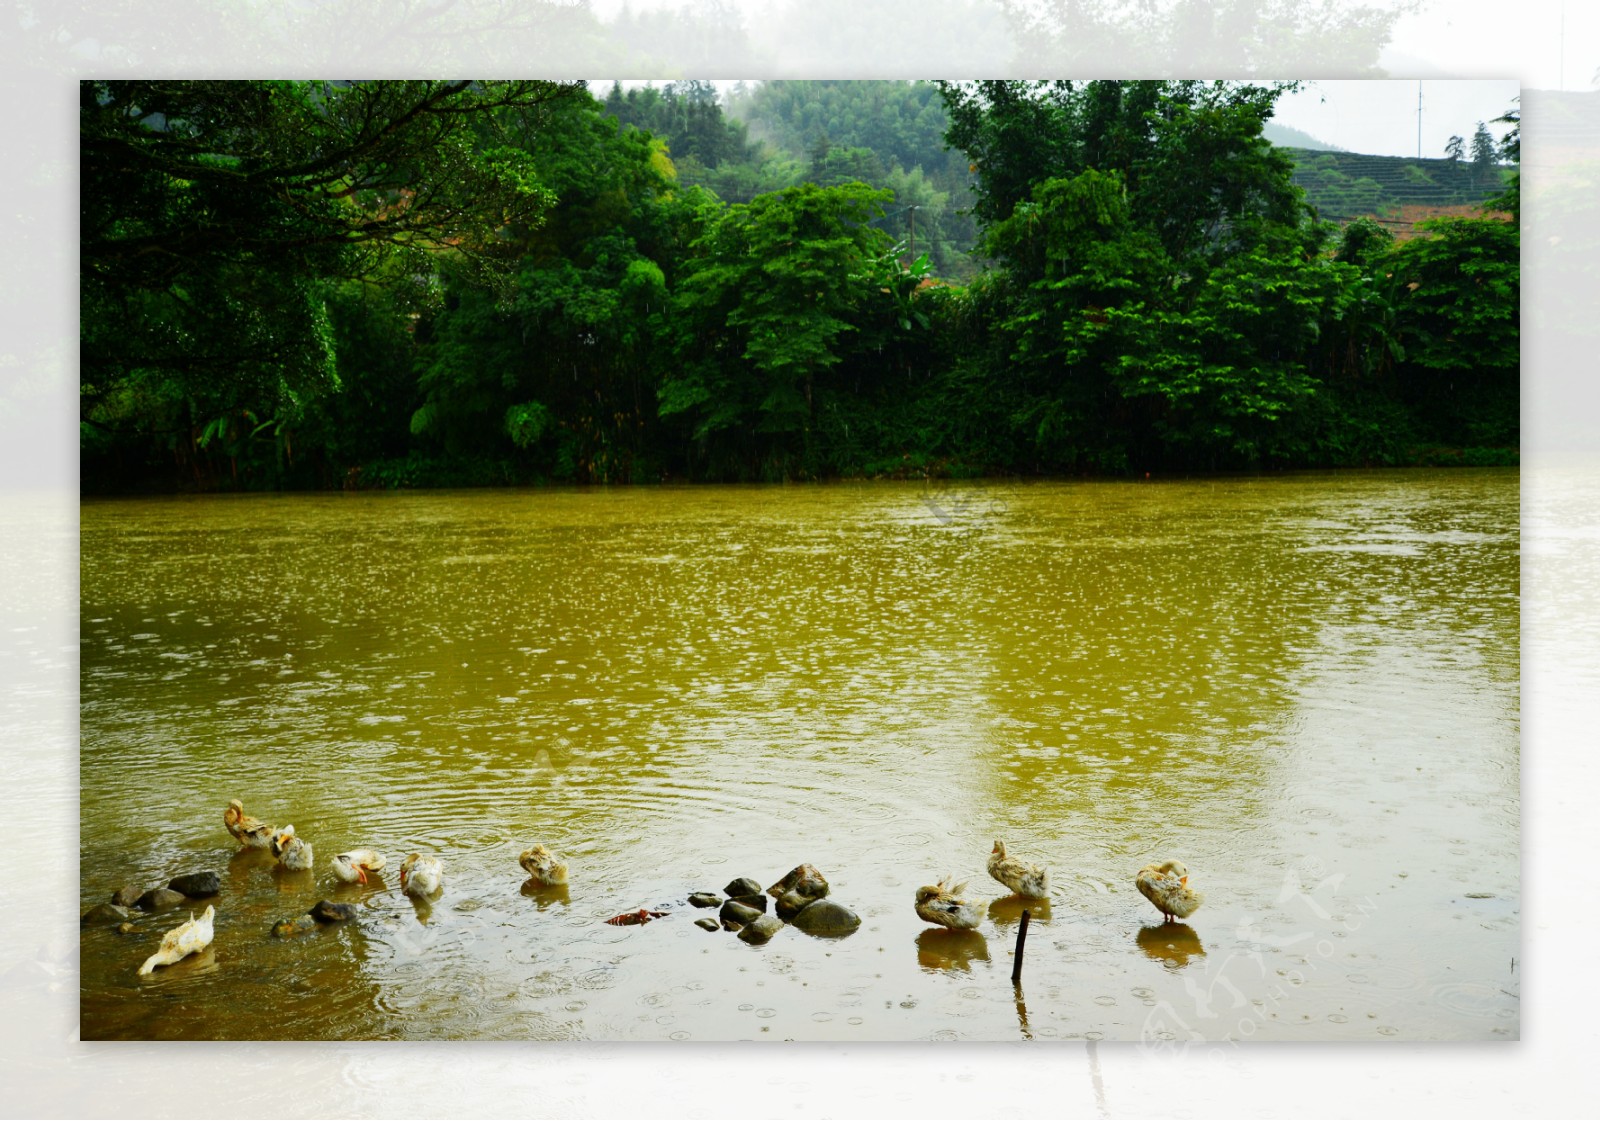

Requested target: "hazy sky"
[
  {"left": 1290, "top": 0, "right": 1593, "bottom": 157},
  {"left": 609, "top": 77, "right": 1522, "bottom": 161},
  {"left": 1383, "top": 0, "right": 1597, "bottom": 89},
  {"left": 596, "top": 0, "right": 1597, "bottom": 158},
  {"left": 1273, "top": 80, "right": 1520, "bottom": 159}
]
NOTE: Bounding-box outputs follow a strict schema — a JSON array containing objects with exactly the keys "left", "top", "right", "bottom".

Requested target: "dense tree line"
[{"left": 80, "top": 79, "right": 1518, "bottom": 492}]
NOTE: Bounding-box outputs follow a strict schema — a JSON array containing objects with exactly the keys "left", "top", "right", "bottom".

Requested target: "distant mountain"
[{"left": 1263, "top": 121, "right": 1344, "bottom": 151}]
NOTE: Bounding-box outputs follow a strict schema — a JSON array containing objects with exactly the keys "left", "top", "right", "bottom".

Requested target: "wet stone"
[
  {"left": 687, "top": 893, "right": 723, "bottom": 908},
  {"left": 82, "top": 903, "right": 132, "bottom": 926},
  {"left": 790, "top": 899, "right": 862, "bottom": 936},
  {"left": 110, "top": 886, "right": 142, "bottom": 909},
  {"left": 721, "top": 919, "right": 743, "bottom": 933},
  {"left": 116, "top": 922, "right": 137, "bottom": 935},
  {"left": 775, "top": 890, "right": 812, "bottom": 922},
  {"left": 738, "top": 914, "right": 785, "bottom": 945},
  {"left": 720, "top": 900, "right": 764, "bottom": 926},
  {"left": 767, "top": 863, "right": 829, "bottom": 900},
  {"left": 311, "top": 900, "right": 358, "bottom": 923},
  {"left": 694, "top": 917, "right": 721, "bottom": 932},
  {"left": 729, "top": 894, "right": 768, "bottom": 914},
  {"left": 136, "top": 888, "right": 187, "bottom": 912},
  {"left": 168, "top": 871, "right": 221, "bottom": 898},
  {"left": 272, "top": 914, "right": 320, "bottom": 938},
  {"left": 723, "top": 877, "right": 763, "bottom": 899}
]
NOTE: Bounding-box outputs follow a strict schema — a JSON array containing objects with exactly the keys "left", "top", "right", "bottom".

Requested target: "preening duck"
[
  {"left": 331, "top": 849, "right": 386, "bottom": 884},
  {"left": 1136, "top": 860, "right": 1203, "bottom": 922},
  {"left": 518, "top": 844, "right": 568, "bottom": 888},
  {"left": 270, "top": 825, "right": 314, "bottom": 871},
  {"left": 399, "top": 852, "right": 444, "bottom": 898},
  {"left": 986, "top": 840, "right": 1049, "bottom": 898},
  {"left": 914, "top": 877, "right": 983, "bottom": 930},
  {"left": 137, "top": 905, "right": 215, "bottom": 976},
  {"left": 223, "top": 799, "right": 273, "bottom": 849}
]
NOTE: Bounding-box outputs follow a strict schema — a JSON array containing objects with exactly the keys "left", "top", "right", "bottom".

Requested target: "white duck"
[
  {"left": 137, "top": 905, "right": 215, "bottom": 975},
  {"left": 270, "top": 825, "right": 314, "bottom": 871},
  {"left": 518, "top": 844, "right": 568, "bottom": 888},
  {"left": 223, "top": 799, "right": 273, "bottom": 849},
  {"left": 915, "top": 877, "right": 983, "bottom": 930},
  {"left": 399, "top": 853, "right": 444, "bottom": 898},
  {"left": 331, "top": 849, "right": 386, "bottom": 884},
  {"left": 1136, "top": 860, "right": 1203, "bottom": 922},
  {"left": 986, "top": 839, "right": 1049, "bottom": 898}
]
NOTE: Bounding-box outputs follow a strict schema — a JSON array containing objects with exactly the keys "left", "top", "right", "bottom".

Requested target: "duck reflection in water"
[
  {"left": 1136, "top": 922, "right": 1205, "bottom": 968},
  {"left": 227, "top": 844, "right": 276, "bottom": 889},
  {"left": 987, "top": 895, "right": 1051, "bottom": 926},
  {"left": 916, "top": 929, "right": 990, "bottom": 972},
  {"left": 404, "top": 893, "right": 437, "bottom": 925},
  {"left": 270, "top": 865, "right": 313, "bottom": 894},
  {"left": 519, "top": 880, "right": 571, "bottom": 909}
]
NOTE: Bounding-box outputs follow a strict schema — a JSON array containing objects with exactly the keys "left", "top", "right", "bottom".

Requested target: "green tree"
[
  {"left": 410, "top": 89, "right": 690, "bottom": 483},
  {"left": 81, "top": 79, "right": 579, "bottom": 487},
  {"left": 1487, "top": 102, "right": 1520, "bottom": 219},
  {"left": 661, "top": 181, "right": 894, "bottom": 475},
  {"left": 1470, "top": 121, "right": 1497, "bottom": 166},
  {"left": 942, "top": 80, "right": 1325, "bottom": 468},
  {"left": 1386, "top": 215, "right": 1519, "bottom": 446}
]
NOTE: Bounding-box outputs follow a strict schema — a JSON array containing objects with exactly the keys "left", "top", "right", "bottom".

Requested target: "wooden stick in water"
[{"left": 1012, "top": 908, "right": 1031, "bottom": 984}]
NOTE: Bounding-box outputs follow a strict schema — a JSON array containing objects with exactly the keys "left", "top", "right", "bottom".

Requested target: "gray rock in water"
[
  {"left": 116, "top": 922, "right": 137, "bottom": 935},
  {"left": 790, "top": 898, "right": 862, "bottom": 936},
  {"left": 723, "top": 877, "right": 763, "bottom": 898},
  {"left": 272, "top": 914, "right": 320, "bottom": 938},
  {"left": 110, "top": 886, "right": 142, "bottom": 909},
  {"left": 168, "top": 871, "right": 221, "bottom": 898},
  {"left": 729, "top": 894, "right": 768, "bottom": 914},
  {"left": 721, "top": 919, "right": 742, "bottom": 932},
  {"left": 311, "top": 900, "right": 358, "bottom": 923},
  {"left": 767, "top": 863, "right": 830, "bottom": 900},
  {"left": 738, "top": 914, "right": 785, "bottom": 944},
  {"left": 720, "top": 899, "right": 764, "bottom": 926},
  {"left": 81, "top": 903, "right": 132, "bottom": 926},
  {"left": 136, "top": 887, "right": 187, "bottom": 911},
  {"left": 775, "top": 890, "right": 812, "bottom": 922},
  {"left": 687, "top": 892, "right": 723, "bottom": 908},
  {"left": 694, "top": 917, "right": 721, "bottom": 932}
]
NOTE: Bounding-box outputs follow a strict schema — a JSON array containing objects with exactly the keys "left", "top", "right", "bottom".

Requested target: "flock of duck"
[
  {"left": 914, "top": 841, "right": 1201, "bottom": 930},
  {"left": 222, "top": 799, "right": 571, "bottom": 895},
  {"left": 133, "top": 800, "right": 1203, "bottom": 976}
]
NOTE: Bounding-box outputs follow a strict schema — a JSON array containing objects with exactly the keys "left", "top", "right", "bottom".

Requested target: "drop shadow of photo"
[
  {"left": 1136, "top": 922, "right": 1205, "bottom": 968},
  {"left": 987, "top": 895, "right": 1051, "bottom": 925},
  {"left": 520, "top": 881, "right": 571, "bottom": 909},
  {"left": 916, "top": 928, "right": 990, "bottom": 972}
]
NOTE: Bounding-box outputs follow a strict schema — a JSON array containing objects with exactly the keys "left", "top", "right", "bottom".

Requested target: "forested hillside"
[
  {"left": 80, "top": 79, "right": 1519, "bottom": 492},
  {"left": 1286, "top": 146, "right": 1513, "bottom": 227}
]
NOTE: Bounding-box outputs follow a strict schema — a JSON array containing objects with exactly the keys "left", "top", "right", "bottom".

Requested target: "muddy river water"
[{"left": 78, "top": 471, "right": 1518, "bottom": 1041}]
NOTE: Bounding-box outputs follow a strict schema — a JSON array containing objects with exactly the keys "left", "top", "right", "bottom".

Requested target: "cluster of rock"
[
  {"left": 81, "top": 871, "right": 221, "bottom": 932},
  {"left": 687, "top": 865, "right": 861, "bottom": 945}
]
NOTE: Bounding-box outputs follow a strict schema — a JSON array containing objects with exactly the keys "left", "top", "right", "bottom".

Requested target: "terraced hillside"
[{"left": 1283, "top": 147, "right": 1511, "bottom": 233}]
